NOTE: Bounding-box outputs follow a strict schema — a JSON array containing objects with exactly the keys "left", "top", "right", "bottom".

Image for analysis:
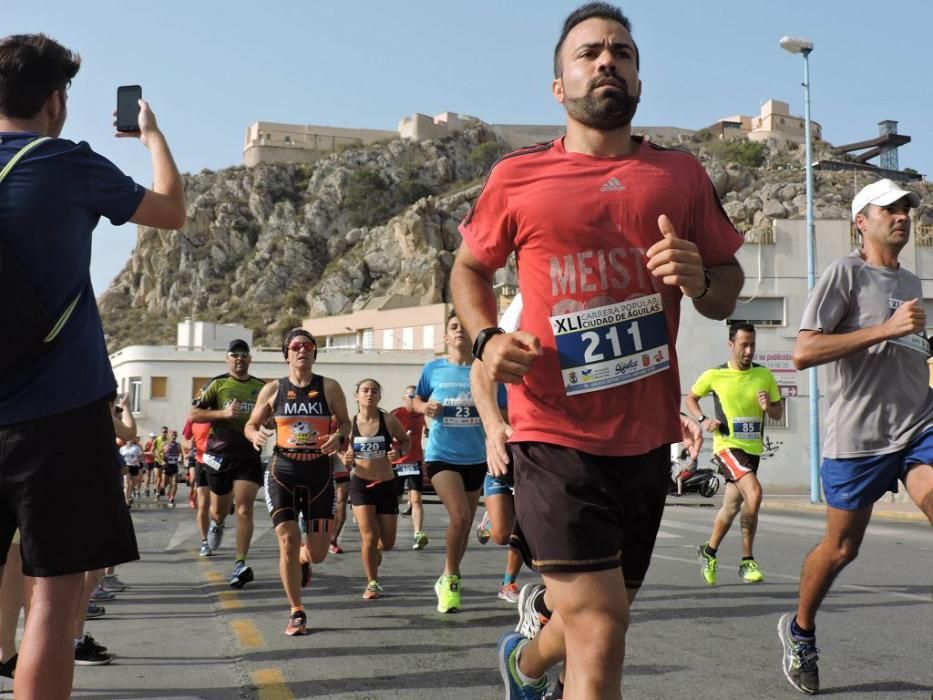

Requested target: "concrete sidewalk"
[{"left": 666, "top": 491, "right": 928, "bottom": 523}]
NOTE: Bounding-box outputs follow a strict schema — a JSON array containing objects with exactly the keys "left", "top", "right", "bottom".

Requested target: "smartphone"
[{"left": 116, "top": 85, "right": 142, "bottom": 132}]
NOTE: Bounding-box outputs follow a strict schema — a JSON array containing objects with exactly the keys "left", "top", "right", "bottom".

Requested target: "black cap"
[{"left": 227, "top": 339, "right": 250, "bottom": 354}]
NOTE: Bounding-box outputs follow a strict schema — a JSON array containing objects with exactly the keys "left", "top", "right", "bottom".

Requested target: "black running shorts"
[
  {"left": 349, "top": 475, "right": 399, "bottom": 515},
  {"left": 509, "top": 442, "right": 669, "bottom": 589},
  {"left": 264, "top": 454, "right": 335, "bottom": 528},
  {"left": 425, "top": 461, "right": 486, "bottom": 493},
  {"left": 0, "top": 397, "right": 139, "bottom": 576},
  {"left": 204, "top": 454, "right": 264, "bottom": 496},
  {"left": 194, "top": 462, "right": 209, "bottom": 488}
]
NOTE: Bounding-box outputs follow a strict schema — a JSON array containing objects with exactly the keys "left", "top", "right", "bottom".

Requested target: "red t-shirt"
[
  {"left": 182, "top": 418, "right": 211, "bottom": 463},
  {"left": 390, "top": 406, "right": 425, "bottom": 463},
  {"left": 459, "top": 137, "right": 744, "bottom": 456}
]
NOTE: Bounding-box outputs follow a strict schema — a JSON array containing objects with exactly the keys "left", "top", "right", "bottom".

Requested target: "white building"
[{"left": 110, "top": 320, "right": 433, "bottom": 437}]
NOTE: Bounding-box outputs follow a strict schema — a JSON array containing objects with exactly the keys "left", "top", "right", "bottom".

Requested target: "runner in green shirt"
[{"left": 686, "top": 322, "right": 783, "bottom": 585}]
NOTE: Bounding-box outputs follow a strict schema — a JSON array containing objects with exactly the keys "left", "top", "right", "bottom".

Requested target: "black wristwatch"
[
  {"left": 696, "top": 414, "right": 708, "bottom": 424},
  {"left": 691, "top": 268, "right": 712, "bottom": 300},
  {"left": 472, "top": 326, "right": 505, "bottom": 361}
]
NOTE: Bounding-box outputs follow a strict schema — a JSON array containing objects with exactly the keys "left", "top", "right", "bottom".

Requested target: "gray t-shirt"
[{"left": 799, "top": 250, "right": 933, "bottom": 458}]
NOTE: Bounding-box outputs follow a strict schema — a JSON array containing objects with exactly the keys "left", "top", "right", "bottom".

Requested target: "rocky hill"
[{"left": 99, "top": 126, "right": 932, "bottom": 350}]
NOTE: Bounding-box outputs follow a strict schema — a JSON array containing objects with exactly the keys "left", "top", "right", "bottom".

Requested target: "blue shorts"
[
  {"left": 483, "top": 471, "right": 514, "bottom": 498},
  {"left": 821, "top": 428, "right": 933, "bottom": 510}
]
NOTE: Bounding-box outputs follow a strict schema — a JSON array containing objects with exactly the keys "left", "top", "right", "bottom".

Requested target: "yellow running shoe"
[
  {"left": 739, "top": 559, "right": 765, "bottom": 583},
  {"left": 435, "top": 574, "right": 461, "bottom": 613},
  {"left": 697, "top": 543, "right": 717, "bottom": 585}
]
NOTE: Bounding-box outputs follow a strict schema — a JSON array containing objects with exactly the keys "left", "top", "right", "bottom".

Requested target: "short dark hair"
[
  {"left": 355, "top": 378, "right": 382, "bottom": 393},
  {"left": 281, "top": 327, "right": 317, "bottom": 360},
  {"left": 553, "top": 3, "right": 638, "bottom": 78},
  {"left": 0, "top": 34, "right": 80, "bottom": 119},
  {"left": 729, "top": 322, "right": 756, "bottom": 341},
  {"left": 447, "top": 309, "right": 458, "bottom": 323}
]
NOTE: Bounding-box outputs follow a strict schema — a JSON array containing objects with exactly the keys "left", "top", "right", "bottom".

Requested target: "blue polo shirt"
[
  {"left": 0, "top": 133, "right": 145, "bottom": 424},
  {"left": 416, "top": 358, "right": 507, "bottom": 465}
]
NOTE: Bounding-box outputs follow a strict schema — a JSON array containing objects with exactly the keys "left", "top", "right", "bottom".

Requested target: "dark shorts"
[
  {"left": 394, "top": 462, "right": 424, "bottom": 494},
  {"left": 0, "top": 397, "right": 139, "bottom": 577},
  {"left": 713, "top": 448, "right": 761, "bottom": 483},
  {"left": 127, "top": 465, "right": 141, "bottom": 477},
  {"left": 204, "top": 454, "right": 264, "bottom": 496},
  {"left": 509, "top": 442, "right": 669, "bottom": 589},
  {"left": 265, "top": 454, "right": 335, "bottom": 528},
  {"left": 349, "top": 475, "right": 399, "bottom": 515},
  {"left": 162, "top": 462, "right": 180, "bottom": 476},
  {"left": 426, "top": 461, "right": 486, "bottom": 493},
  {"left": 195, "top": 462, "right": 209, "bottom": 488}
]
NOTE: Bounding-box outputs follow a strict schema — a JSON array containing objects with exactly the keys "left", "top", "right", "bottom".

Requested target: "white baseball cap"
[{"left": 851, "top": 178, "right": 920, "bottom": 221}]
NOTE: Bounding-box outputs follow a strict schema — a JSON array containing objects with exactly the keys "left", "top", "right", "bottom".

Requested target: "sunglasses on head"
[{"left": 289, "top": 341, "right": 316, "bottom": 352}]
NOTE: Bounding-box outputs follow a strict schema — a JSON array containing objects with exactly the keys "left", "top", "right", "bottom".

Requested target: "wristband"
[
  {"left": 472, "top": 326, "right": 505, "bottom": 361},
  {"left": 691, "top": 268, "right": 712, "bottom": 300}
]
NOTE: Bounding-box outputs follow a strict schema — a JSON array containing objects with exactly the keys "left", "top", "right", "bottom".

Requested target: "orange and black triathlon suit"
[{"left": 264, "top": 376, "right": 335, "bottom": 531}]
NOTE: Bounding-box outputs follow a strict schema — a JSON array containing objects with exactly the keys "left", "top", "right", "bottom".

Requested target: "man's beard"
[{"left": 564, "top": 77, "right": 639, "bottom": 131}]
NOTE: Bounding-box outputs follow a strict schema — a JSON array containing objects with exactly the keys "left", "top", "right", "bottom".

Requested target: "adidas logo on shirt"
[{"left": 600, "top": 177, "right": 625, "bottom": 192}]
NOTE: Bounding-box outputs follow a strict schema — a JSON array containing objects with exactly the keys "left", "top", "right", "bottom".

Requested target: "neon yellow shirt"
[{"left": 690, "top": 363, "right": 781, "bottom": 455}]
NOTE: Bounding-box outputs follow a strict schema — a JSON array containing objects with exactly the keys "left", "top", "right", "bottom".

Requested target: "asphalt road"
[{"left": 61, "top": 490, "right": 931, "bottom": 699}]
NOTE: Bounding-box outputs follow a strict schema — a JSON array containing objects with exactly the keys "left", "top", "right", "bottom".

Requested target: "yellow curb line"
[{"left": 252, "top": 668, "right": 295, "bottom": 700}]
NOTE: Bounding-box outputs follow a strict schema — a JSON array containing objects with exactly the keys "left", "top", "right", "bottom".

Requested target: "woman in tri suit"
[
  {"left": 340, "top": 378, "right": 410, "bottom": 600},
  {"left": 245, "top": 329, "right": 350, "bottom": 636}
]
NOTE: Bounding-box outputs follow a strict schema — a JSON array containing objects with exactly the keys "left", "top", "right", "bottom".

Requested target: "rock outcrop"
[{"left": 99, "top": 128, "right": 931, "bottom": 349}]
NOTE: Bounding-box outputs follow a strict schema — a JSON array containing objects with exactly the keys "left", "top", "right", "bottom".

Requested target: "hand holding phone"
[{"left": 116, "top": 85, "right": 142, "bottom": 133}]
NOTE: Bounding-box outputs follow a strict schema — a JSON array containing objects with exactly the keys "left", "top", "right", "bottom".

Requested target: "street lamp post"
[{"left": 780, "top": 35, "right": 821, "bottom": 503}]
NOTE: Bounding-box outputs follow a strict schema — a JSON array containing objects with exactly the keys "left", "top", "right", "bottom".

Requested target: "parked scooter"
[{"left": 670, "top": 451, "right": 721, "bottom": 498}]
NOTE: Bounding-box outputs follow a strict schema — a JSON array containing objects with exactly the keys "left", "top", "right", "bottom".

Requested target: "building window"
[
  {"left": 150, "top": 376, "right": 168, "bottom": 399},
  {"left": 423, "top": 325, "right": 435, "bottom": 350},
  {"left": 328, "top": 334, "right": 356, "bottom": 351},
  {"left": 191, "top": 377, "right": 212, "bottom": 400},
  {"left": 382, "top": 328, "right": 395, "bottom": 350},
  {"left": 284, "top": 135, "right": 292, "bottom": 144},
  {"left": 129, "top": 376, "right": 142, "bottom": 414},
  {"left": 402, "top": 327, "right": 414, "bottom": 350},
  {"left": 765, "top": 411, "right": 789, "bottom": 430},
  {"left": 362, "top": 329, "right": 374, "bottom": 350},
  {"left": 729, "top": 297, "right": 784, "bottom": 327}
]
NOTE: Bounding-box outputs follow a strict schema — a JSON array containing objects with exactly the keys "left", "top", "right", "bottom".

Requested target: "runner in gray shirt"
[{"left": 777, "top": 178, "right": 933, "bottom": 696}]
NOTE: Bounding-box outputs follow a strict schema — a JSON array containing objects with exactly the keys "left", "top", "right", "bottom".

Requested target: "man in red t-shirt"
[
  {"left": 391, "top": 385, "right": 428, "bottom": 550},
  {"left": 451, "top": 5, "right": 744, "bottom": 698},
  {"left": 182, "top": 417, "right": 213, "bottom": 556}
]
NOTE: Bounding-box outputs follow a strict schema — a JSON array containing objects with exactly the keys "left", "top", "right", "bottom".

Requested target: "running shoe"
[
  {"left": 777, "top": 613, "right": 820, "bottom": 695},
  {"left": 82, "top": 634, "right": 107, "bottom": 654},
  {"left": 498, "top": 582, "right": 520, "bottom": 604},
  {"left": 0, "top": 653, "right": 17, "bottom": 688},
  {"left": 697, "top": 542, "right": 718, "bottom": 585},
  {"left": 207, "top": 521, "right": 225, "bottom": 551},
  {"left": 476, "top": 511, "right": 492, "bottom": 545},
  {"left": 544, "top": 675, "right": 564, "bottom": 700},
  {"left": 739, "top": 559, "right": 765, "bottom": 583},
  {"left": 144, "top": 488, "right": 150, "bottom": 497},
  {"left": 328, "top": 542, "right": 344, "bottom": 554},
  {"left": 497, "top": 632, "right": 548, "bottom": 699},
  {"left": 229, "top": 560, "right": 254, "bottom": 589},
  {"left": 516, "top": 583, "right": 549, "bottom": 639},
  {"left": 168, "top": 498, "right": 176, "bottom": 508},
  {"left": 435, "top": 574, "right": 461, "bottom": 613},
  {"left": 412, "top": 530, "right": 429, "bottom": 550},
  {"left": 199, "top": 542, "right": 212, "bottom": 557},
  {"left": 300, "top": 561, "right": 312, "bottom": 588},
  {"left": 74, "top": 638, "right": 112, "bottom": 666},
  {"left": 362, "top": 580, "right": 383, "bottom": 600},
  {"left": 90, "top": 584, "right": 116, "bottom": 602},
  {"left": 85, "top": 603, "right": 106, "bottom": 618},
  {"left": 285, "top": 610, "right": 308, "bottom": 636},
  {"left": 101, "top": 574, "right": 127, "bottom": 592}
]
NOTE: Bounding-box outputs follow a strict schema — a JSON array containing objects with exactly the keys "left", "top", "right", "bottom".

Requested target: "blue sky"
[{"left": 9, "top": 0, "right": 933, "bottom": 293}]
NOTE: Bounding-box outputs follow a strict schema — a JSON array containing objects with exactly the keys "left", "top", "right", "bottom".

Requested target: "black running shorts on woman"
[{"left": 510, "top": 442, "right": 669, "bottom": 589}]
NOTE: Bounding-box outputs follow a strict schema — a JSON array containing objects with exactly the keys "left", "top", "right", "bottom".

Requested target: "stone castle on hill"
[{"left": 243, "top": 99, "right": 819, "bottom": 168}]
